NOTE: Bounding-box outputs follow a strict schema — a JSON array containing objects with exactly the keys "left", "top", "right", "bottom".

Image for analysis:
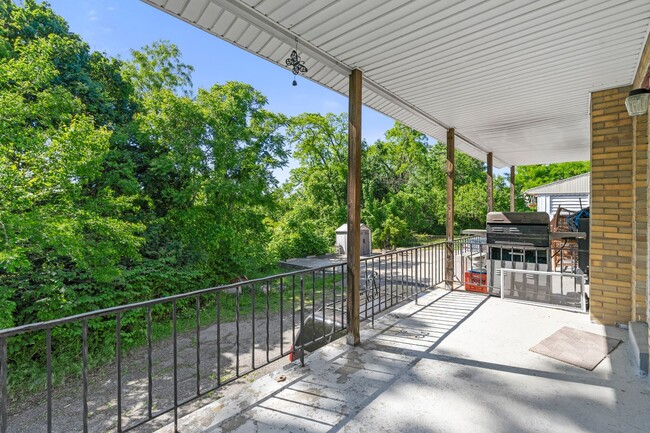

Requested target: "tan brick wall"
[
  {"left": 590, "top": 86, "right": 634, "bottom": 325},
  {"left": 633, "top": 113, "right": 648, "bottom": 322}
]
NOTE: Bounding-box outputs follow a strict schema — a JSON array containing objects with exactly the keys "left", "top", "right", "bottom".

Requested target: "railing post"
[
  {"left": 82, "top": 321, "right": 89, "bottom": 433},
  {"left": 1, "top": 337, "right": 7, "bottom": 433},
  {"left": 347, "top": 68, "right": 362, "bottom": 346},
  {"left": 446, "top": 128, "right": 455, "bottom": 290},
  {"left": 195, "top": 296, "right": 201, "bottom": 396},
  {"left": 216, "top": 291, "right": 221, "bottom": 386},
  {"left": 487, "top": 152, "right": 494, "bottom": 213},
  {"left": 147, "top": 306, "right": 153, "bottom": 418},
  {"left": 172, "top": 301, "right": 178, "bottom": 433},
  {"left": 510, "top": 165, "right": 516, "bottom": 211},
  {"left": 46, "top": 329, "right": 52, "bottom": 433},
  {"left": 300, "top": 276, "right": 305, "bottom": 367}
]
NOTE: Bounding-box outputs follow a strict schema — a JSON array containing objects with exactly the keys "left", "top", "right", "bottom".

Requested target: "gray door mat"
[{"left": 530, "top": 326, "right": 621, "bottom": 370}]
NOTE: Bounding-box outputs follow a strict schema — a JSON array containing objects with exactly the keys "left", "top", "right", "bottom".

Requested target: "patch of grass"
[{"left": 397, "top": 234, "right": 445, "bottom": 247}]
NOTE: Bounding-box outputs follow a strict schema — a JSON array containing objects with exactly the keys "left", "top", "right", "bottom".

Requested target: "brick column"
[
  {"left": 590, "top": 86, "right": 634, "bottom": 325},
  {"left": 633, "top": 113, "right": 648, "bottom": 322}
]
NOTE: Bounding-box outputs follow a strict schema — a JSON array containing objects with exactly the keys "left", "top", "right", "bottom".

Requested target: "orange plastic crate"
[{"left": 464, "top": 271, "right": 487, "bottom": 293}]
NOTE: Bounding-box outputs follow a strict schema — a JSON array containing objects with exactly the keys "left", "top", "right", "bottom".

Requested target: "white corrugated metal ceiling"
[{"left": 141, "top": 0, "right": 650, "bottom": 168}]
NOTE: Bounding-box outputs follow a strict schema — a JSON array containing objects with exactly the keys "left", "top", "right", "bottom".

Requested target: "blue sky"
[{"left": 43, "top": 0, "right": 399, "bottom": 183}]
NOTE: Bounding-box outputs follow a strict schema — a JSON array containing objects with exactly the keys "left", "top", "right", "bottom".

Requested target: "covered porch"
[
  {"left": 3, "top": 2, "right": 650, "bottom": 432},
  {"left": 141, "top": 0, "right": 650, "bottom": 362}
]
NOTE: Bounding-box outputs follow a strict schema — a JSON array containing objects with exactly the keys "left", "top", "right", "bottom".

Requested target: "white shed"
[
  {"left": 335, "top": 224, "right": 372, "bottom": 256},
  {"left": 525, "top": 173, "right": 590, "bottom": 216}
]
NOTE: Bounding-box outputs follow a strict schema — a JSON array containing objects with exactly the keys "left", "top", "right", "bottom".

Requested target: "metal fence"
[
  {"left": 451, "top": 236, "right": 588, "bottom": 304},
  {"left": 499, "top": 268, "right": 587, "bottom": 312},
  {"left": 0, "top": 242, "right": 446, "bottom": 433}
]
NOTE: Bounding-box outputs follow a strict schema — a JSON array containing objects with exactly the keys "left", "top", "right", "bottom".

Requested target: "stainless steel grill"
[
  {"left": 486, "top": 212, "right": 551, "bottom": 295},
  {"left": 485, "top": 212, "right": 587, "bottom": 306}
]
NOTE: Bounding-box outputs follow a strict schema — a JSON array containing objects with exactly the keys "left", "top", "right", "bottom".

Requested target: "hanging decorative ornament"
[{"left": 285, "top": 46, "right": 308, "bottom": 86}]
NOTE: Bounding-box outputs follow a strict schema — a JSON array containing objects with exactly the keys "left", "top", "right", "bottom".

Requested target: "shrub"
[{"left": 268, "top": 214, "right": 330, "bottom": 260}]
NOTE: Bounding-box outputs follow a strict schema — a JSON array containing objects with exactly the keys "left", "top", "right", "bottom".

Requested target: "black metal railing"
[{"left": 0, "top": 242, "right": 446, "bottom": 433}]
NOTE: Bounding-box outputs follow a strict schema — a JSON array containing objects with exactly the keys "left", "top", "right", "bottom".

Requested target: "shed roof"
[
  {"left": 142, "top": 0, "right": 650, "bottom": 168},
  {"left": 336, "top": 223, "right": 370, "bottom": 233},
  {"left": 524, "top": 172, "right": 590, "bottom": 196}
]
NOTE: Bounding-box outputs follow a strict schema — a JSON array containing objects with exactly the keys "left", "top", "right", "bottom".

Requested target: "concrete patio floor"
[{"left": 157, "top": 289, "right": 650, "bottom": 433}]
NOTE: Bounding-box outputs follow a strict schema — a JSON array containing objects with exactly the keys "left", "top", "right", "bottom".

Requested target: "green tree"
[
  {"left": 363, "top": 122, "right": 495, "bottom": 240},
  {"left": 122, "top": 40, "right": 194, "bottom": 96},
  {"left": 364, "top": 123, "right": 428, "bottom": 200},
  {"left": 513, "top": 161, "right": 590, "bottom": 211},
  {"left": 363, "top": 123, "right": 432, "bottom": 245},
  {"left": 130, "top": 71, "right": 288, "bottom": 280},
  {"left": 0, "top": 0, "right": 144, "bottom": 325},
  {"left": 0, "top": 3, "right": 290, "bottom": 330},
  {"left": 516, "top": 161, "right": 590, "bottom": 192},
  {"left": 284, "top": 113, "right": 351, "bottom": 231}
]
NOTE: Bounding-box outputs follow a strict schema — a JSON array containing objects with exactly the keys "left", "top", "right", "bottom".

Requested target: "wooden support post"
[
  {"left": 510, "top": 166, "right": 516, "bottom": 212},
  {"left": 487, "top": 152, "right": 493, "bottom": 213},
  {"left": 445, "top": 128, "right": 455, "bottom": 290},
  {"left": 346, "top": 69, "right": 362, "bottom": 346}
]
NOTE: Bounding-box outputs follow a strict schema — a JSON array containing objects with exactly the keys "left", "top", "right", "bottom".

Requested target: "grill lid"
[
  {"left": 486, "top": 212, "right": 550, "bottom": 225},
  {"left": 486, "top": 212, "right": 550, "bottom": 247}
]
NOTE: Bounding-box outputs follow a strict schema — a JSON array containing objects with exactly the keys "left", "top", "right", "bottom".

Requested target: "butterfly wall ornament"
[{"left": 285, "top": 49, "right": 308, "bottom": 86}]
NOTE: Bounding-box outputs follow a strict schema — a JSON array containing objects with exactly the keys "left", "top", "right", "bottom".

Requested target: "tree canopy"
[
  {"left": 516, "top": 162, "right": 590, "bottom": 192},
  {"left": 0, "top": 0, "right": 289, "bottom": 327}
]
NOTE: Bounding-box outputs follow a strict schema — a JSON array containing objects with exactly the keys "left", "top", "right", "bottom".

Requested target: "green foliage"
[
  {"left": 360, "top": 122, "right": 510, "bottom": 241},
  {"left": 516, "top": 161, "right": 590, "bottom": 192},
  {"left": 122, "top": 40, "right": 194, "bottom": 96},
  {"left": 131, "top": 80, "right": 288, "bottom": 279},
  {"left": 0, "top": 0, "right": 144, "bottom": 326},
  {"left": 364, "top": 123, "right": 428, "bottom": 200},
  {"left": 285, "top": 113, "right": 350, "bottom": 230},
  {"left": 0, "top": 286, "right": 16, "bottom": 329},
  {"left": 268, "top": 211, "right": 330, "bottom": 260},
  {"left": 374, "top": 214, "right": 410, "bottom": 249}
]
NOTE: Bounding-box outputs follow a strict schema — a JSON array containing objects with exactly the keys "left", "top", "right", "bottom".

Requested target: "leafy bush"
[
  {"left": 373, "top": 215, "right": 411, "bottom": 249},
  {"left": 268, "top": 213, "right": 330, "bottom": 260}
]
